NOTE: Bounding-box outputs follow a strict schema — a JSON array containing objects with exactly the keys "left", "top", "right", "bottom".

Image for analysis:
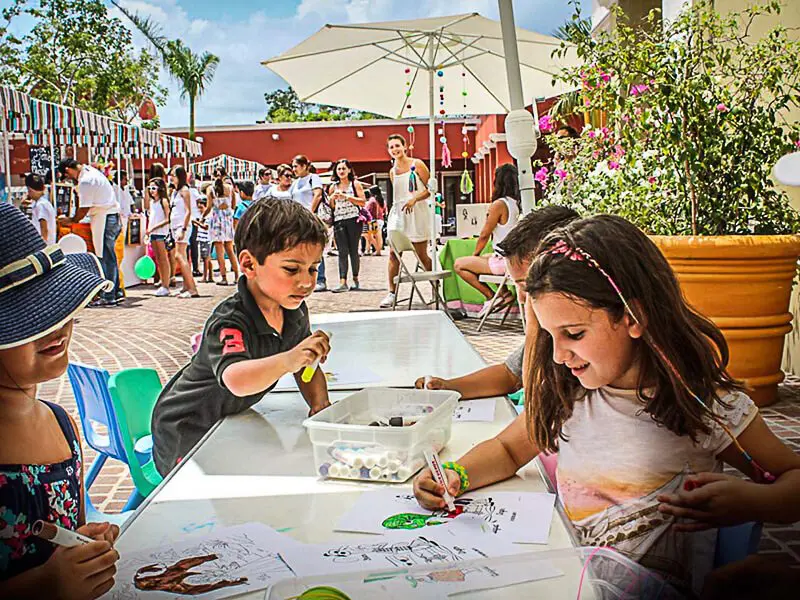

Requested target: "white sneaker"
[
  {"left": 379, "top": 292, "right": 396, "bottom": 308},
  {"left": 155, "top": 286, "right": 170, "bottom": 297},
  {"left": 477, "top": 299, "right": 494, "bottom": 318}
]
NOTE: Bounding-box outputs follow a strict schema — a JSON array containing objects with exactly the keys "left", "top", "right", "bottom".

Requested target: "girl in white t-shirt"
[{"left": 414, "top": 215, "right": 800, "bottom": 596}]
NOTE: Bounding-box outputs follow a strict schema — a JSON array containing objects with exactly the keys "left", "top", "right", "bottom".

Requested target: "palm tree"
[{"left": 110, "top": 0, "right": 218, "bottom": 140}]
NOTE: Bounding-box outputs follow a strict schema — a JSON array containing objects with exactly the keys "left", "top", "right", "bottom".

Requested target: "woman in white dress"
[
  {"left": 454, "top": 163, "right": 521, "bottom": 316},
  {"left": 380, "top": 134, "right": 433, "bottom": 308}
]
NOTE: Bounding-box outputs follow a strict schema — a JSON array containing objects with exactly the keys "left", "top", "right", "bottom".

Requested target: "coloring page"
[
  {"left": 452, "top": 398, "right": 496, "bottom": 422},
  {"left": 336, "top": 490, "right": 556, "bottom": 544},
  {"left": 281, "top": 527, "right": 527, "bottom": 580},
  {"left": 107, "top": 523, "right": 299, "bottom": 600}
]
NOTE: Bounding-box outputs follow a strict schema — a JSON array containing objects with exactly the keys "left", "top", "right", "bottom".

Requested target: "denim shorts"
[{"left": 150, "top": 234, "right": 167, "bottom": 242}]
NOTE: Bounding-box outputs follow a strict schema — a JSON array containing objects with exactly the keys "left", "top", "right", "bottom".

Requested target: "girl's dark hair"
[
  {"left": 148, "top": 178, "right": 168, "bottom": 200},
  {"left": 149, "top": 162, "right": 166, "bottom": 180},
  {"left": 524, "top": 214, "right": 741, "bottom": 453},
  {"left": 492, "top": 163, "right": 520, "bottom": 205},
  {"left": 171, "top": 166, "right": 188, "bottom": 191},
  {"left": 213, "top": 170, "right": 226, "bottom": 199},
  {"left": 387, "top": 134, "right": 407, "bottom": 147},
  {"left": 331, "top": 158, "right": 356, "bottom": 183}
]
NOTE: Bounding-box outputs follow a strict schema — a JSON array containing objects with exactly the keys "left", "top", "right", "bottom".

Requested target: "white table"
[
  {"left": 118, "top": 312, "right": 592, "bottom": 598},
  {"left": 274, "top": 311, "right": 488, "bottom": 391}
]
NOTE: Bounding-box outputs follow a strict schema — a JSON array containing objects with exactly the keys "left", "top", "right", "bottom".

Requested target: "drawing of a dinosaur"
[{"left": 133, "top": 554, "right": 248, "bottom": 595}]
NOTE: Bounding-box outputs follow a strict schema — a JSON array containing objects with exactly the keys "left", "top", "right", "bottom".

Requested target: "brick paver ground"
[{"left": 46, "top": 250, "right": 800, "bottom": 564}]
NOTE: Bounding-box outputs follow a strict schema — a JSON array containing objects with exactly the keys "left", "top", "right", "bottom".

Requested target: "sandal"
[{"left": 216, "top": 280, "right": 229, "bottom": 286}]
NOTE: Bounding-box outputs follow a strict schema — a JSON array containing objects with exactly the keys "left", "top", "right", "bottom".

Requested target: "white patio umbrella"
[{"left": 263, "top": 12, "right": 579, "bottom": 264}]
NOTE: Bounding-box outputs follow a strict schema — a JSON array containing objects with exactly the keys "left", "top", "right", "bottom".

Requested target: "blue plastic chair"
[{"left": 67, "top": 363, "right": 156, "bottom": 513}]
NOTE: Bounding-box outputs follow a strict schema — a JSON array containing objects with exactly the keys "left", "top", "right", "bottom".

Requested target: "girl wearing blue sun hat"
[{"left": 0, "top": 203, "right": 121, "bottom": 598}]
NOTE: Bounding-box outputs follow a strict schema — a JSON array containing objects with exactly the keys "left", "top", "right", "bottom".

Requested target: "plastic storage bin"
[{"left": 303, "top": 388, "right": 459, "bottom": 483}]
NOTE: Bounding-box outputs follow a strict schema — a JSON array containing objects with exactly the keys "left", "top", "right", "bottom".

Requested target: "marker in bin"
[
  {"left": 300, "top": 331, "right": 333, "bottom": 383},
  {"left": 424, "top": 448, "right": 456, "bottom": 512}
]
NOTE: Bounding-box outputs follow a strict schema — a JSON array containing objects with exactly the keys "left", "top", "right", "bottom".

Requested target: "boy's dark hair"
[
  {"left": 556, "top": 125, "right": 580, "bottom": 138},
  {"left": 57, "top": 158, "right": 79, "bottom": 175},
  {"left": 237, "top": 180, "right": 254, "bottom": 198},
  {"left": 25, "top": 172, "right": 46, "bottom": 191},
  {"left": 524, "top": 214, "right": 741, "bottom": 453},
  {"left": 235, "top": 198, "right": 328, "bottom": 263},
  {"left": 495, "top": 205, "right": 579, "bottom": 264}
]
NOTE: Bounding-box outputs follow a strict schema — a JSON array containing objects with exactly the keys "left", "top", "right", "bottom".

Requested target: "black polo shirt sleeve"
[{"left": 205, "top": 316, "right": 256, "bottom": 390}]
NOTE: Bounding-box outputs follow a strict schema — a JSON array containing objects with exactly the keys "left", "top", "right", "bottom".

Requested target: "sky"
[{"left": 10, "top": 0, "right": 593, "bottom": 128}]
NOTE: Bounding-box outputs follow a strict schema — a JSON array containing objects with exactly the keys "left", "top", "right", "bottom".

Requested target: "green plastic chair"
[{"left": 107, "top": 368, "right": 164, "bottom": 509}]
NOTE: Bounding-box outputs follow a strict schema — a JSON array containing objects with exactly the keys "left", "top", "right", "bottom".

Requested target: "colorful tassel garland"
[
  {"left": 408, "top": 164, "right": 418, "bottom": 193},
  {"left": 460, "top": 169, "right": 474, "bottom": 195},
  {"left": 441, "top": 141, "right": 452, "bottom": 168}
]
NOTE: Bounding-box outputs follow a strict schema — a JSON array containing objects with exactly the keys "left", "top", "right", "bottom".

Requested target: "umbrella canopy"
[{"left": 262, "top": 13, "right": 578, "bottom": 118}]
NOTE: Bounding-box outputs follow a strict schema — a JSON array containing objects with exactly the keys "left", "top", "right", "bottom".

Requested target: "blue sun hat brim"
[{"left": 0, "top": 250, "right": 112, "bottom": 350}]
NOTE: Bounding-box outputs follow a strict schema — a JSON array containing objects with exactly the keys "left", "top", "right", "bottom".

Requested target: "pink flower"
[
  {"left": 538, "top": 115, "right": 555, "bottom": 133},
  {"left": 600, "top": 127, "right": 610, "bottom": 137},
  {"left": 587, "top": 129, "right": 596, "bottom": 138},
  {"left": 795, "top": 139, "right": 800, "bottom": 149},
  {"left": 621, "top": 114, "right": 630, "bottom": 123},
  {"left": 613, "top": 144, "right": 625, "bottom": 157},
  {"left": 629, "top": 84, "right": 650, "bottom": 96},
  {"left": 716, "top": 103, "right": 729, "bottom": 112},
  {"left": 534, "top": 167, "right": 549, "bottom": 187},
  {"left": 600, "top": 72, "right": 611, "bottom": 83},
  {"left": 554, "top": 168, "right": 568, "bottom": 180},
  {"left": 584, "top": 97, "right": 591, "bottom": 107},
  {"left": 592, "top": 150, "right": 600, "bottom": 159},
  {"left": 608, "top": 160, "right": 620, "bottom": 170},
  {"left": 648, "top": 176, "right": 657, "bottom": 185}
]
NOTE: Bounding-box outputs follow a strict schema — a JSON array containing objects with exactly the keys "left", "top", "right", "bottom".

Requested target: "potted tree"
[{"left": 539, "top": 2, "right": 800, "bottom": 405}]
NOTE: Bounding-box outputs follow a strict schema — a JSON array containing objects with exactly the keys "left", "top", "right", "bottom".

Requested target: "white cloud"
[{"left": 112, "top": 0, "right": 591, "bottom": 128}]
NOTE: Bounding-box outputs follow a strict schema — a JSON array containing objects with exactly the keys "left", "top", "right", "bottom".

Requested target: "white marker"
[
  {"left": 301, "top": 331, "right": 333, "bottom": 383},
  {"left": 32, "top": 521, "right": 93, "bottom": 548},
  {"left": 424, "top": 449, "right": 456, "bottom": 512}
]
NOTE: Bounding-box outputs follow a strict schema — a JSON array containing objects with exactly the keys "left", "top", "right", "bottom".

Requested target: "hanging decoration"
[
  {"left": 404, "top": 67, "right": 412, "bottom": 111},
  {"left": 459, "top": 63, "right": 474, "bottom": 196},
  {"left": 408, "top": 164, "right": 419, "bottom": 193},
  {"left": 138, "top": 98, "right": 157, "bottom": 121},
  {"left": 406, "top": 124, "right": 415, "bottom": 156},
  {"left": 437, "top": 70, "right": 452, "bottom": 168}
]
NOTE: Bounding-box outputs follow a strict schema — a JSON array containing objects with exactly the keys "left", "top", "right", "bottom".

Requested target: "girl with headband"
[{"left": 414, "top": 214, "right": 800, "bottom": 595}]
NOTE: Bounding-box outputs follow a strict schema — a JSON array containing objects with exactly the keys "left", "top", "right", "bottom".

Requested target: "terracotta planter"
[{"left": 651, "top": 235, "right": 800, "bottom": 406}]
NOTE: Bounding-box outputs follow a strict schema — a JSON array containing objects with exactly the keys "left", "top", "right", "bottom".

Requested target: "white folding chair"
[
  {"left": 387, "top": 230, "right": 452, "bottom": 320},
  {"left": 477, "top": 273, "right": 525, "bottom": 332}
]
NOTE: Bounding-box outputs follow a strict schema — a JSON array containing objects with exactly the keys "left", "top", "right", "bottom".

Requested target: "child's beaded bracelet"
[{"left": 442, "top": 461, "right": 470, "bottom": 494}]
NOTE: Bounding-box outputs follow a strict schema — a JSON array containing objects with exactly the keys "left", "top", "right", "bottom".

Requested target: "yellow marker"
[{"left": 301, "top": 331, "right": 332, "bottom": 383}]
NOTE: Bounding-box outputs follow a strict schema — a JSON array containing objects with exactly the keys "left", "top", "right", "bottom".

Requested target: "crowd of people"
[{"left": 4, "top": 132, "right": 800, "bottom": 600}]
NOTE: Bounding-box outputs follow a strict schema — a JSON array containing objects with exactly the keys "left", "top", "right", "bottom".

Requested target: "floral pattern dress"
[
  {"left": 0, "top": 401, "right": 82, "bottom": 581},
  {"left": 208, "top": 194, "right": 235, "bottom": 243}
]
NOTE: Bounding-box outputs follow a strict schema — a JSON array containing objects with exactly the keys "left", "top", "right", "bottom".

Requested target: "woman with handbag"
[
  {"left": 290, "top": 154, "right": 328, "bottom": 292},
  {"left": 329, "top": 159, "right": 367, "bottom": 293},
  {"left": 145, "top": 178, "right": 173, "bottom": 297},
  {"left": 379, "top": 133, "right": 432, "bottom": 308},
  {"left": 203, "top": 167, "right": 238, "bottom": 286}
]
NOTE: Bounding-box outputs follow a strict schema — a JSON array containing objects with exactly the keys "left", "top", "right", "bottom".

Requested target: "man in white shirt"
[
  {"left": 253, "top": 167, "right": 273, "bottom": 201},
  {"left": 114, "top": 171, "right": 134, "bottom": 219},
  {"left": 25, "top": 173, "right": 56, "bottom": 245},
  {"left": 57, "top": 158, "right": 121, "bottom": 306}
]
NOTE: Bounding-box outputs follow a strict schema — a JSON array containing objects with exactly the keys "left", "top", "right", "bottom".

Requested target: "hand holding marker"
[
  {"left": 301, "top": 331, "right": 333, "bottom": 383},
  {"left": 424, "top": 448, "right": 456, "bottom": 512},
  {"left": 32, "top": 520, "right": 93, "bottom": 548}
]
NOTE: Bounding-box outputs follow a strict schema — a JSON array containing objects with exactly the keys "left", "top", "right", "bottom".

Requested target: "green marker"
[{"left": 301, "top": 331, "right": 332, "bottom": 383}]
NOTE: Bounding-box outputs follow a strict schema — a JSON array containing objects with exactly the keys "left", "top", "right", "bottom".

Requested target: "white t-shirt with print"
[
  {"left": 115, "top": 185, "right": 133, "bottom": 219},
  {"left": 254, "top": 183, "right": 273, "bottom": 201},
  {"left": 290, "top": 173, "right": 323, "bottom": 211},
  {"left": 556, "top": 386, "right": 758, "bottom": 594},
  {"left": 77, "top": 165, "right": 119, "bottom": 216},
  {"left": 32, "top": 195, "right": 56, "bottom": 245}
]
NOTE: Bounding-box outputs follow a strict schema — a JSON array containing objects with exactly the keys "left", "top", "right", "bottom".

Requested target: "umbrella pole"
[
  {"left": 427, "top": 37, "right": 438, "bottom": 269},
  {"left": 498, "top": 0, "right": 537, "bottom": 214}
]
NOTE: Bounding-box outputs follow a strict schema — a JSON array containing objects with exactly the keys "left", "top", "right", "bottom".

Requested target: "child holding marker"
[
  {"left": 151, "top": 198, "right": 332, "bottom": 477},
  {"left": 0, "top": 204, "right": 120, "bottom": 598},
  {"left": 414, "top": 215, "right": 800, "bottom": 595}
]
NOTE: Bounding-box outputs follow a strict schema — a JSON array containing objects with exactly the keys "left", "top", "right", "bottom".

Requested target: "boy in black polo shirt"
[{"left": 152, "top": 198, "right": 332, "bottom": 476}]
